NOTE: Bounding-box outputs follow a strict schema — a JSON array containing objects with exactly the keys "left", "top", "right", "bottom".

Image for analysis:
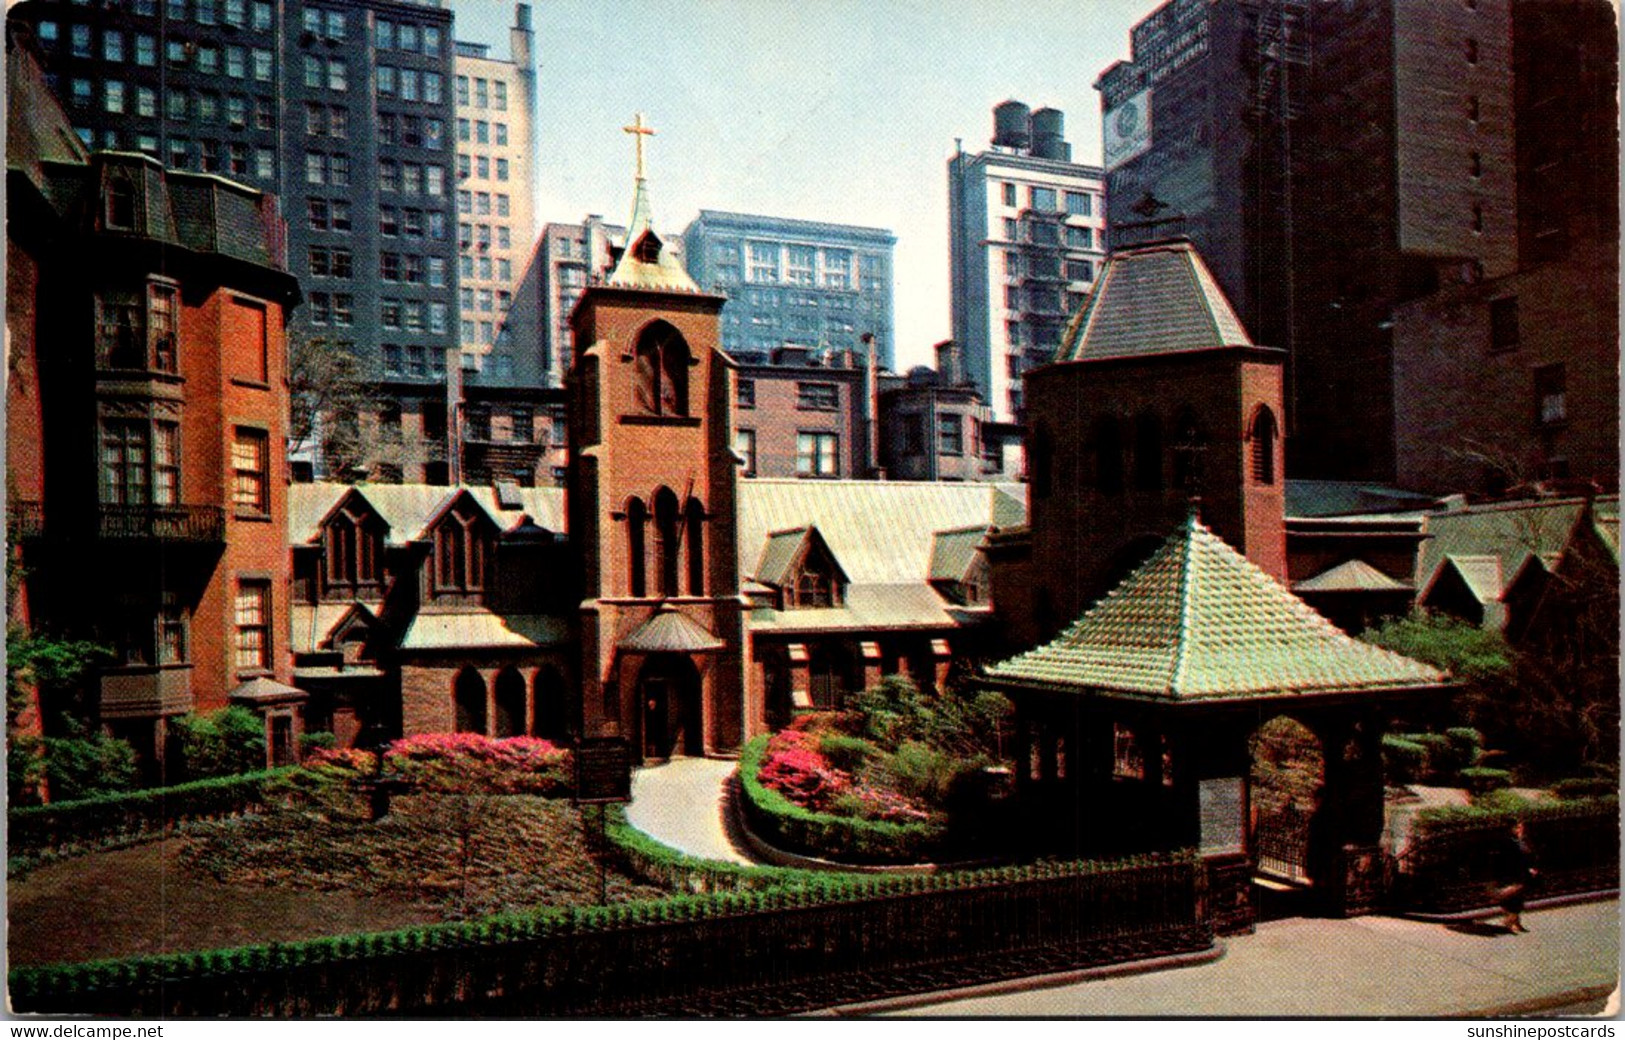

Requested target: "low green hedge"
[
  {"left": 1396, "top": 796, "right": 1619, "bottom": 911},
  {"left": 8, "top": 769, "right": 295, "bottom": 855},
  {"left": 1382, "top": 735, "right": 1428, "bottom": 784},
  {"left": 738, "top": 735, "right": 947, "bottom": 865},
  {"left": 10, "top": 848, "right": 1198, "bottom": 1010},
  {"left": 1457, "top": 766, "right": 1512, "bottom": 792},
  {"left": 601, "top": 804, "right": 840, "bottom": 893},
  {"left": 1551, "top": 777, "right": 1618, "bottom": 800}
]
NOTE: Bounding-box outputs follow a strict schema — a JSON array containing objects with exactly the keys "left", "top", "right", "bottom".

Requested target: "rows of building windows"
[
  {"left": 458, "top": 288, "right": 511, "bottom": 313},
  {"left": 377, "top": 112, "right": 445, "bottom": 149},
  {"left": 377, "top": 205, "right": 448, "bottom": 240},
  {"left": 712, "top": 241, "right": 885, "bottom": 290},
  {"left": 305, "top": 151, "right": 350, "bottom": 186},
  {"left": 456, "top": 154, "right": 511, "bottom": 181},
  {"left": 458, "top": 222, "right": 512, "bottom": 249},
  {"left": 375, "top": 18, "right": 444, "bottom": 56},
  {"left": 997, "top": 182, "right": 1099, "bottom": 216},
  {"left": 460, "top": 254, "right": 513, "bottom": 282},
  {"left": 457, "top": 118, "right": 510, "bottom": 146},
  {"left": 456, "top": 191, "right": 513, "bottom": 218},
  {"left": 381, "top": 343, "right": 449, "bottom": 379},
  {"left": 39, "top": 0, "right": 275, "bottom": 33},
  {"left": 306, "top": 291, "right": 354, "bottom": 327},
  {"left": 377, "top": 160, "right": 446, "bottom": 197},
  {"left": 43, "top": 26, "right": 276, "bottom": 80},
  {"left": 97, "top": 419, "right": 266, "bottom": 517},
  {"left": 379, "top": 252, "right": 450, "bottom": 287},
  {"left": 307, "top": 197, "right": 352, "bottom": 232},
  {"left": 130, "top": 137, "right": 275, "bottom": 178},
  {"left": 462, "top": 405, "right": 538, "bottom": 444},
  {"left": 377, "top": 66, "right": 445, "bottom": 104},
  {"left": 379, "top": 298, "right": 450, "bottom": 334},
  {"left": 455, "top": 75, "right": 507, "bottom": 110},
  {"left": 66, "top": 83, "right": 276, "bottom": 133}
]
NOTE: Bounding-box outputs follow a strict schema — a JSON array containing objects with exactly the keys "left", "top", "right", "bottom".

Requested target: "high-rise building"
[
  {"left": 1389, "top": 0, "right": 1618, "bottom": 494},
  {"left": 1096, "top": 0, "right": 1521, "bottom": 482},
  {"left": 452, "top": 4, "right": 537, "bottom": 384},
  {"left": 682, "top": 210, "right": 897, "bottom": 372},
  {"left": 535, "top": 215, "right": 629, "bottom": 387},
  {"left": 7, "top": 0, "right": 463, "bottom": 484},
  {"left": 947, "top": 102, "right": 1107, "bottom": 422}
]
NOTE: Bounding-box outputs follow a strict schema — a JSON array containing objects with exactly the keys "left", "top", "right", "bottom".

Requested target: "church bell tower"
[{"left": 566, "top": 115, "right": 747, "bottom": 761}]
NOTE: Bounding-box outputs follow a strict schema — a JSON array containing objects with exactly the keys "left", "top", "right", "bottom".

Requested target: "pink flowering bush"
[
  {"left": 830, "top": 783, "right": 934, "bottom": 824},
  {"left": 383, "top": 734, "right": 573, "bottom": 796},
  {"left": 756, "top": 729, "right": 852, "bottom": 812},
  {"left": 304, "top": 747, "right": 378, "bottom": 774}
]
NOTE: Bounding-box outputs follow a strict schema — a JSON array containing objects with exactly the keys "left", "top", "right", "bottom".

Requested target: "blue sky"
[{"left": 454, "top": 0, "right": 1160, "bottom": 369}]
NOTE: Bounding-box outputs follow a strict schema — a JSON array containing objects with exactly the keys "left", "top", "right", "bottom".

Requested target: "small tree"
[
  {"left": 172, "top": 706, "right": 267, "bottom": 779},
  {"left": 287, "top": 336, "right": 386, "bottom": 479}
]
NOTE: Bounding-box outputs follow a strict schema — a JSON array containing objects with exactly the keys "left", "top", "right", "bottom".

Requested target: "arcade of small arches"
[
  {"left": 1031, "top": 404, "right": 1280, "bottom": 495},
  {"left": 449, "top": 662, "right": 571, "bottom": 743}
]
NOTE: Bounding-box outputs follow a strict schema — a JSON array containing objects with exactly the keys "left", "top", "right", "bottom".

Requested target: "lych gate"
[{"left": 984, "top": 512, "right": 1448, "bottom": 932}]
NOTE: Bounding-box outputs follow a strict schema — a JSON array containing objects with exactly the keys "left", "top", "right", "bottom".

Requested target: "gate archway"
[
  {"left": 453, "top": 668, "right": 487, "bottom": 734},
  {"left": 1248, "top": 715, "right": 1326, "bottom": 887}
]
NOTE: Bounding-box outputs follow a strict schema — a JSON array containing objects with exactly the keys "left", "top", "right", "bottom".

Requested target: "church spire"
[{"left": 604, "top": 111, "right": 699, "bottom": 292}]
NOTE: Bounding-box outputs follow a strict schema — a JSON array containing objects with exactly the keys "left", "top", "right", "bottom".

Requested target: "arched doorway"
[
  {"left": 637, "top": 653, "right": 703, "bottom": 760},
  {"left": 531, "top": 665, "right": 569, "bottom": 743},
  {"left": 1248, "top": 715, "right": 1326, "bottom": 887},
  {"left": 453, "top": 667, "right": 487, "bottom": 734},
  {"left": 493, "top": 667, "right": 525, "bottom": 737}
]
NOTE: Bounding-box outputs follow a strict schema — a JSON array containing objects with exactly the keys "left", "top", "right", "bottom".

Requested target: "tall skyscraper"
[
  {"left": 947, "top": 102, "right": 1107, "bottom": 422},
  {"left": 8, "top": 0, "right": 463, "bottom": 483},
  {"left": 1096, "top": 0, "right": 1522, "bottom": 482},
  {"left": 452, "top": 4, "right": 537, "bottom": 385},
  {"left": 682, "top": 210, "right": 896, "bottom": 372}
]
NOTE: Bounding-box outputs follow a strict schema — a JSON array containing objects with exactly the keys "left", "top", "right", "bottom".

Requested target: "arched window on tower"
[
  {"left": 652, "top": 486, "right": 680, "bottom": 597},
  {"left": 625, "top": 496, "right": 647, "bottom": 597},
  {"left": 684, "top": 497, "right": 705, "bottom": 596},
  {"left": 1092, "top": 416, "right": 1125, "bottom": 493},
  {"left": 631, "top": 322, "right": 691, "bottom": 417},
  {"left": 1249, "top": 406, "right": 1278, "bottom": 485},
  {"left": 1133, "top": 412, "right": 1163, "bottom": 491}
]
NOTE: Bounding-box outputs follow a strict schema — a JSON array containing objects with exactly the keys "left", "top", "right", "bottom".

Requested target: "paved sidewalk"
[
  {"left": 625, "top": 758, "right": 755, "bottom": 865},
  {"left": 879, "top": 901, "right": 1620, "bottom": 1017}
]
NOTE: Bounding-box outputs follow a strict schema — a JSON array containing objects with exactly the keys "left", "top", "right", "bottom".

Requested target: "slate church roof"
[
  {"left": 986, "top": 512, "right": 1444, "bottom": 700},
  {"left": 1056, "top": 239, "right": 1255, "bottom": 362}
]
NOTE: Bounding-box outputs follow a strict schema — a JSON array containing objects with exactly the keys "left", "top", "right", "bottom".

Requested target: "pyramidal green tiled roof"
[{"left": 986, "top": 512, "right": 1445, "bottom": 700}]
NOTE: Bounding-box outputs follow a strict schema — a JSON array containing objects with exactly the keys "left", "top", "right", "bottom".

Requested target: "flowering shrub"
[
  {"left": 756, "top": 730, "right": 851, "bottom": 812},
  {"left": 830, "top": 783, "right": 933, "bottom": 824},
  {"left": 304, "top": 748, "right": 378, "bottom": 774},
  {"left": 382, "top": 734, "right": 573, "bottom": 796}
]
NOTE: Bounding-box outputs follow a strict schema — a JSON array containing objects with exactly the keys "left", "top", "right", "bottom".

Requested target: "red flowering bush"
[
  {"left": 304, "top": 747, "right": 378, "bottom": 773},
  {"left": 831, "top": 783, "right": 934, "bottom": 824},
  {"left": 383, "top": 734, "right": 573, "bottom": 796},
  {"left": 757, "top": 729, "right": 852, "bottom": 812}
]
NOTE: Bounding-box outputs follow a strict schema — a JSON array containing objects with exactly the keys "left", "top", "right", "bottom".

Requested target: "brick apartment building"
[{"left": 7, "top": 32, "right": 301, "bottom": 777}]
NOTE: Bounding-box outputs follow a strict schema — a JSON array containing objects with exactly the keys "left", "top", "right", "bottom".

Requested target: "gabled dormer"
[
  {"left": 754, "top": 525, "right": 849, "bottom": 609},
  {"left": 318, "top": 488, "right": 389, "bottom": 601},
  {"left": 420, "top": 489, "right": 498, "bottom": 604},
  {"left": 929, "top": 525, "right": 993, "bottom": 606}
]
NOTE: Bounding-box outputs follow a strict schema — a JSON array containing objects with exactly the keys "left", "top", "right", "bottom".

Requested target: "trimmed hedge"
[
  {"left": 1457, "top": 766, "right": 1512, "bottom": 792},
  {"left": 1395, "top": 796, "right": 1619, "bottom": 912},
  {"left": 601, "top": 804, "right": 839, "bottom": 893},
  {"left": 1551, "top": 777, "right": 1618, "bottom": 800},
  {"left": 8, "top": 769, "right": 295, "bottom": 856},
  {"left": 738, "top": 735, "right": 947, "bottom": 864},
  {"left": 1382, "top": 735, "right": 1428, "bottom": 784},
  {"left": 10, "top": 848, "right": 1202, "bottom": 1016}
]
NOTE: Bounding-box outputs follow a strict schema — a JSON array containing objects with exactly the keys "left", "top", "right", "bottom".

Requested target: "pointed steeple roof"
[
  {"left": 604, "top": 112, "right": 700, "bottom": 292},
  {"left": 1056, "top": 239, "right": 1255, "bottom": 362},
  {"left": 986, "top": 512, "right": 1445, "bottom": 700}
]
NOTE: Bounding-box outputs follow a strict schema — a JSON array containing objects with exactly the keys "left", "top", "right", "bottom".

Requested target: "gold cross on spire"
[{"left": 623, "top": 112, "right": 656, "bottom": 180}]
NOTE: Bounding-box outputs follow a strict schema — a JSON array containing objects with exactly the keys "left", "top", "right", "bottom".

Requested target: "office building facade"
[
  {"left": 1096, "top": 0, "right": 1521, "bottom": 482},
  {"left": 452, "top": 5, "right": 537, "bottom": 384},
  {"left": 682, "top": 210, "right": 896, "bottom": 373},
  {"left": 948, "top": 102, "right": 1107, "bottom": 422}
]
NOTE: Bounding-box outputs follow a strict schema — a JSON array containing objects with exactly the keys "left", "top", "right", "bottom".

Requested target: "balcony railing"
[
  {"left": 8, "top": 500, "right": 44, "bottom": 540},
  {"left": 98, "top": 504, "right": 226, "bottom": 543}
]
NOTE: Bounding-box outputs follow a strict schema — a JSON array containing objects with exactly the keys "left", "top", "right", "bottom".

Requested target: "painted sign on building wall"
[{"left": 1104, "top": 88, "right": 1153, "bottom": 172}]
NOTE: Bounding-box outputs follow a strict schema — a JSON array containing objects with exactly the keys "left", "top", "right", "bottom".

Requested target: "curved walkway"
[{"left": 626, "top": 758, "right": 757, "bottom": 865}]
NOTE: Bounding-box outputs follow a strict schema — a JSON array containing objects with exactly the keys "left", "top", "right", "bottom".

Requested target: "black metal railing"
[
  {"left": 7, "top": 500, "right": 44, "bottom": 540},
  {"left": 98, "top": 503, "right": 226, "bottom": 543}
]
